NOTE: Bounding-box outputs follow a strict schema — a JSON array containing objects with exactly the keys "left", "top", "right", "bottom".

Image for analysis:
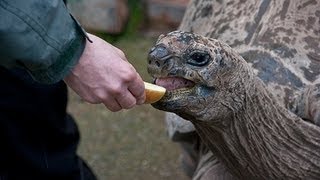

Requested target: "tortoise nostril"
[
  {"left": 149, "top": 45, "right": 169, "bottom": 59},
  {"left": 148, "top": 45, "right": 171, "bottom": 69},
  {"left": 155, "top": 61, "right": 161, "bottom": 67}
]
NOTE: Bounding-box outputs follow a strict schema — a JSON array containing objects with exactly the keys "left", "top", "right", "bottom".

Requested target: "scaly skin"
[
  {"left": 154, "top": 1, "right": 320, "bottom": 179},
  {"left": 147, "top": 31, "right": 320, "bottom": 179}
]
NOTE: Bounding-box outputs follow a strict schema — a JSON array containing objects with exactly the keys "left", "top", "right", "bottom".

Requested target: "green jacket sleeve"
[{"left": 0, "top": 0, "right": 86, "bottom": 84}]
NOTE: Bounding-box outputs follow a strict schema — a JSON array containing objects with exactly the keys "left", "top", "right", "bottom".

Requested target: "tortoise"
[{"left": 147, "top": 0, "right": 320, "bottom": 179}]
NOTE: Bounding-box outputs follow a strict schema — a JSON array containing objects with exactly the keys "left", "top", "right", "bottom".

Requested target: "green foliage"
[
  {"left": 125, "top": 0, "right": 144, "bottom": 36},
  {"left": 94, "top": 32, "right": 123, "bottom": 44}
]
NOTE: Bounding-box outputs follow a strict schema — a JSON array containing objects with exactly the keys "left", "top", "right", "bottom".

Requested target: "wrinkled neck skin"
[{"left": 191, "top": 70, "right": 320, "bottom": 179}]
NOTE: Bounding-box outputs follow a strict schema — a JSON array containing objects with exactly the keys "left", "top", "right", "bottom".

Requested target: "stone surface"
[{"left": 68, "top": 0, "right": 128, "bottom": 33}]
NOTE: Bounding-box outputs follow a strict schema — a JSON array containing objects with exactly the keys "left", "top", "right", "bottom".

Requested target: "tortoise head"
[{"left": 147, "top": 31, "right": 252, "bottom": 124}]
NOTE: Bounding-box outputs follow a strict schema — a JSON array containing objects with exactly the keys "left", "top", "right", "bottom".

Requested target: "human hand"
[{"left": 64, "top": 33, "right": 146, "bottom": 112}]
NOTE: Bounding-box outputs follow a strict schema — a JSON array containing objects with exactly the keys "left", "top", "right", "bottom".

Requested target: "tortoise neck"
[{"left": 195, "top": 77, "right": 320, "bottom": 179}]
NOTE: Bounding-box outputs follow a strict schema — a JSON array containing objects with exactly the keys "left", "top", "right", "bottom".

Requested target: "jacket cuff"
[{"left": 30, "top": 19, "right": 86, "bottom": 84}]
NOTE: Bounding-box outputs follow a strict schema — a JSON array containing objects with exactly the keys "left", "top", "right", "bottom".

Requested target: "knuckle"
[
  {"left": 82, "top": 96, "right": 99, "bottom": 104},
  {"left": 137, "top": 85, "right": 145, "bottom": 95},
  {"left": 94, "top": 90, "right": 108, "bottom": 102},
  {"left": 123, "top": 71, "right": 137, "bottom": 82},
  {"left": 119, "top": 51, "right": 126, "bottom": 58},
  {"left": 110, "top": 86, "right": 123, "bottom": 96},
  {"left": 114, "top": 47, "right": 126, "bottom": 59}
]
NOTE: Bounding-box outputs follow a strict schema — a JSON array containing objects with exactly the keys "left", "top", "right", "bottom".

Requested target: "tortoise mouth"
[
  {"left": 151, "top": 77, "right": 197, "bottom": 110},
  {"left": 152, "top": 77, "right": 196, "bottom": 104},
  {"left": 155, "top": 77, "right": 195, "bottom": 91}
]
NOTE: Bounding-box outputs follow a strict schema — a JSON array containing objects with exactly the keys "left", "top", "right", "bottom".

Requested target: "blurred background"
[{"left": 67, "top": 0, "right": 190, "bottom": 179}]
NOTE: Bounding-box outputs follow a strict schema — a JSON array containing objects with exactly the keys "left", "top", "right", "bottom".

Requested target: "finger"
[
  {"left": 70, "top": 83, "right": 102, "bottom": 104},
  {"left": 128, "top": 76, "right": 146, "bottom": 105},
  {"left": 103, "top": 97, "right": 122, "bottom": 112},
  {"left": 135, "top": 93, "right": 146, "bottom": 105},
  {"left": 82, "top": 96, "right": 101, "bottom": 104},
  {"left": 116, "top": 91, "right": 137, "bottom": 109}
]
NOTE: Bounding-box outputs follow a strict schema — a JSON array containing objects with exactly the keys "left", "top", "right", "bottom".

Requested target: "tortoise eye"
[{"left": 188, "top": 52, "right": 211, "bottom": 66}]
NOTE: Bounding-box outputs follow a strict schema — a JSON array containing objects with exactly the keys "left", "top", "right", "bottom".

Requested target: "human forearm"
[{"left": 0, "top": 0, "right": 86, "bottom": 84}]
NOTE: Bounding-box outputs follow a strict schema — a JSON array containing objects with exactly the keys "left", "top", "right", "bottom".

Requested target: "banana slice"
[{"left": 144, "top": 82, "right": 166, "bottom": 104}]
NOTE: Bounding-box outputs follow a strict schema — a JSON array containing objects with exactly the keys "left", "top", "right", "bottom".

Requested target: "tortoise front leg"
[
  {"left": 192, "top": 143, "right": 237, "bottom": 180},
  {"left": 294, "top": 83, "right": 320, "bottom": 126}
]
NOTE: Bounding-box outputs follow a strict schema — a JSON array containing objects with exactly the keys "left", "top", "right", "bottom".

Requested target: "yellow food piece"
[{"left": 144, "top": 82, "right": 166, "bottom": 104}]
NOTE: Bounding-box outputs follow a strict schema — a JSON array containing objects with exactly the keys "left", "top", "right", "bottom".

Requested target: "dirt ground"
[{"left": 67, "top": 33, "right": 189, "bottom": 180}]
